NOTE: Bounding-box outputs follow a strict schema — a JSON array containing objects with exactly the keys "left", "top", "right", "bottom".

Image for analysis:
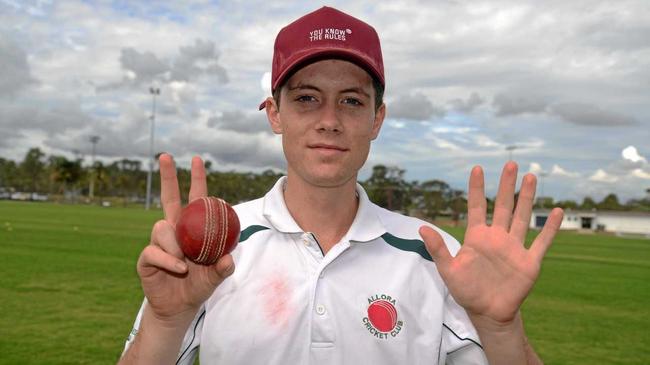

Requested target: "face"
[{"left": 266, "top": 59, "right": 385, "bottom": 188}]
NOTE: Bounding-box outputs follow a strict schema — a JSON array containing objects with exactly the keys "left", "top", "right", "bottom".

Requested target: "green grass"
[
  {"left": 1, "top": 201, "right": 649, "bottom": 364},
  {"left": 443, "top": 227, "right": 650, "bottom": 364},
  {"left": 0, "top": 201, "right": 160, "bottom": 364}
]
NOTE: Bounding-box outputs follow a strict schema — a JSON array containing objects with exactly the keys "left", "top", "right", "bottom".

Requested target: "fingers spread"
[
  {"left": 160, "top": 154, "right": 181, "bottom": 225},
  {"left": 419, "top": 226, "right": 452, "bottom": 267},
  {"left": 137, "top": 245, "right": 188, "bottom": 277},
  {"left": 467, "top": 166, "right": 487, "bottom": 228},
  {"left": 530, "top": 208, "right": 564, "bottom": 262},
  {"left": 188, "top": 156, "right": 208, "bottom": 203},
  {"left": 492, "top": 162, "right": 518, "bottom": 229},
  {"left": 510, "top": 173, "right": 537, "bottom": 244},
  {"left": 150, "top": 220, "right": 184, "bottom": 259}
]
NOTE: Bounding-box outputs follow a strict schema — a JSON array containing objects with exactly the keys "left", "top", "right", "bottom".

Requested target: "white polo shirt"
[{"left": 125, "top": 177, "right": 487, "bottom": 364}]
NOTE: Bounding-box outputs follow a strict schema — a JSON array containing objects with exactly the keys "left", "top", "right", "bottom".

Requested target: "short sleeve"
[
  {"left": 122, "top": 298, "right": 206, "bottom": 365},
  {"left": 439, "top": 293, "right": 488, "bottom": 364}
]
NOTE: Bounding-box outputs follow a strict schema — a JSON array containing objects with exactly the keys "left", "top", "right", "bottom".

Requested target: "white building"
[{"left": 531, "top": 209, "right": 650, "bottom": 236}]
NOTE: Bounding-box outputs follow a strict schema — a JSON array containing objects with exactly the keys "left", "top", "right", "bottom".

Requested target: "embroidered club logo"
[{"left": 362, "top": 294, "right": 403, "bottom": 339}]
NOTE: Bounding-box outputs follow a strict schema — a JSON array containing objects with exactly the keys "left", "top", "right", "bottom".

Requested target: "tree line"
[{"left": 1, "top": 148, "right": 649, "bottom": 219}]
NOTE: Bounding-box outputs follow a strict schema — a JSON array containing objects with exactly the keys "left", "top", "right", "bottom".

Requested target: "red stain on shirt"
[{"left": 259, "top": 271, "right": 293, "bottom": 328}]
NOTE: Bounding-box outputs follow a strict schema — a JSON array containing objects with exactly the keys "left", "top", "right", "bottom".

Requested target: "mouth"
[
  {"left": 308, "top": 143, "right": 349, "bottom": 157},
  {"left": 308, "top": 143, "right": 349, "bottom": 152}
]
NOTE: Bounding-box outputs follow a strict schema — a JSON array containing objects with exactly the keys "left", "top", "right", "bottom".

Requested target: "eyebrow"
[{"left": 287, "top": 84, "right": 321, "bottom": 92}]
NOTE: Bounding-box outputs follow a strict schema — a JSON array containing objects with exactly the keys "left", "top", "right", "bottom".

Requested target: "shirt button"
[
  {"left": 302, "top": 238, "right": 310, "bottom": 246},
  {"left": 316, "top": 304, "right": 326, "bottom": 315}
]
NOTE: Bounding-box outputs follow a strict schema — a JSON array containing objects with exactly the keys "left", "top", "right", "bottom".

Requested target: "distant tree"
[
  {"left": 19, "top": 148, "right": 46, "bottom": 194},
  {"left": 580, "top": 196, "right": 597, "bottom": 210},
  {"left": 363, "top": 165, "right": 410, "bottom": 211},
  {"left": 92, "top": 161, "right": 110, "bottom": 198},
  {"left": 48, "top": 155, "right": 83, "bottom": 194},
  {"left": 448, "top": 189, "right": 467, "bottom": 225},
  {"left": 534, "top": 197, "right": 554, "bottom": 209},
  {"left": 417, "top": 179, "right": 450, "bottom": 220},
  {"left": 107, "top": 159, "right": 144, "bottom": 203},
  {"left": 555, "top": 200, "right": 578, "bottom": 209},
  {"left": 364, "top": 165, "right": 389, "bottom": 207},
  {"left": 0, "top": 158, "right": 19, "bottom": 189},
  {"left": 625, "top": 197, "right": 650, "bottom": 212},
  {"left": 598, "top": 193, "right": 623, "bottom": 211}
]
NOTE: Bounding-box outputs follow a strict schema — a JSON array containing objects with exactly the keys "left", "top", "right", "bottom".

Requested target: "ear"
[
  {"left": 370, "top": 103, "right": 386, "bottom": 140},
  {"left": 265, "top": 97, "right": 283, "bottom": 134}
]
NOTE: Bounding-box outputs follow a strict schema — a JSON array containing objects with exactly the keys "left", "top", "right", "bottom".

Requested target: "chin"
[
  {"left": 300, "top": 169, "right": 357, "bottom": 188},
  {"left": 286, "top": 158, "right": 362, "bottom": 189}
]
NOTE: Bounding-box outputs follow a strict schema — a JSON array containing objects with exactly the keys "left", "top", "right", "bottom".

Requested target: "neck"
[{"left": 283, "top": 173, "right": 359, "bottom": 253}]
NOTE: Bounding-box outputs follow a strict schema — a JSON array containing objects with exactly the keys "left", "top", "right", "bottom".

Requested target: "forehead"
[{"left": 285, "top": 59, "right": 373, "bottom": 90}]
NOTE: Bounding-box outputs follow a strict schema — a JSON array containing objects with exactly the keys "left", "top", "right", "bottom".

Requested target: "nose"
[{"left": 316, "top": 101, "right": 343, "bottom": 133}]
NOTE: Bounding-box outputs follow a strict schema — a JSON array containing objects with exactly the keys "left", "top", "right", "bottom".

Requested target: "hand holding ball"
[{"left": 176, "top": 197, "right": 240, "bottom": 265}]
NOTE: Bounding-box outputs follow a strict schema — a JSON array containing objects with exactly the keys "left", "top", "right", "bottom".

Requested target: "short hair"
[{"left": 273, "top": 75, "right": 384, "bottom": 112}]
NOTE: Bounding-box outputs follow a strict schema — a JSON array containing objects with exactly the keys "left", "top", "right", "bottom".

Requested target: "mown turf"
[
  {"left": 0, "top": 201, "right": 160, "bottom": 364},
  {"left": 443, "top": 227, "right": 650, "bottom": 364},
  {"left": 1, "top": 201, "right": 648, "bottom": 364}
]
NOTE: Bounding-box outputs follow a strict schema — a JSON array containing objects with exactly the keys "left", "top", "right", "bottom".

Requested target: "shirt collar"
[
  {"left": 262, "top": 177, "right": 386, "bottom": 242},
  {"left": 262, "top": 177, "right": 303, "bottom": 233}
]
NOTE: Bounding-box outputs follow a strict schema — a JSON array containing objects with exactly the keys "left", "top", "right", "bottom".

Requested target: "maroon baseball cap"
[{"left": 259, "top": 6, "right": 384, "bottom": 110}]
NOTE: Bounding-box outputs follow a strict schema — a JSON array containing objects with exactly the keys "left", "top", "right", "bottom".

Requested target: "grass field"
[{"left": 1, "top": 201, "right": 648, "bottom": 364}]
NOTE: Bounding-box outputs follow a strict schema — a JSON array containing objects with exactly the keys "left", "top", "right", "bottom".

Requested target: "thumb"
[
  {"left": 419, "top": 226, "right": 452, "bottom": 267},
  {"left": 207, "top": 254, "right": 236, "bottom": 287}
]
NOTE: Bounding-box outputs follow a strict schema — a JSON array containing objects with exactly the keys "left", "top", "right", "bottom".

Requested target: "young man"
[{"left": 120, "top": 7, "right": 563, "bottom": 364}]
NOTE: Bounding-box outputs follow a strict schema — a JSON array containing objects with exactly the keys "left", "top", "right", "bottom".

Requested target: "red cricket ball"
[{"left": 175, "top": 197, "right": 240, "bottom": 265}]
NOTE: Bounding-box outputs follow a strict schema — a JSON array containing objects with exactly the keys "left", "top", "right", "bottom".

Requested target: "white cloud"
[
  {"left": 431, "top": 136, "right": 461, "bottom": 151},
  {"left": 589, "top": 169, "right": 619, "bottom": 183},
  {"left": 431, "top": 126, "right": 477, "bottom": 134},
  {"left": 474, "top": 135, "right": 501, "bottom": 148},
  {"left": 551, "top": 164, "right": 579, "bottom": 178},
  {"left": 260, "top": 71, "right": 271, "bottom": 95},
  {"left": 388, "top": 121, "right": 406, "bottom": 129},
  {"left": 528, "top": 162, "right": 545, "bottom": 175},
  {"left": 622, "top": 145, "right": 647, "bottom": 163},
  {"left": 631, "top": 168, "right": 650, "bottom": 180}
]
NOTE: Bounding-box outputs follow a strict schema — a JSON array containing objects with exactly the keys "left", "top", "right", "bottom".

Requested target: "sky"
[{"left": 1, "top": 0, "right": 649, "bottom": 202}]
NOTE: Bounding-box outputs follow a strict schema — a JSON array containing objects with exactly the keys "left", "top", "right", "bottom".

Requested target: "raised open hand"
[
  {"left": 137, "top": 154, "right": 235, "bottom": 321},
  {"left": 420, "top": 162, "right": 563, "bottom": 325}
]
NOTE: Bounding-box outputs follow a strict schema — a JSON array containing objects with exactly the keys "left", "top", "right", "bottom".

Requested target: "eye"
[
  {"left": 342, "top": 97, "right": 362, "bottom": 106},
  {"left": 295, "top": 95, "right": 317, "bottom": 103}
]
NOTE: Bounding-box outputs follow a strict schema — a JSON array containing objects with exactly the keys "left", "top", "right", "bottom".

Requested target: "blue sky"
[{"left": 1, "top": 0, "right": 649, "bottom": 202}]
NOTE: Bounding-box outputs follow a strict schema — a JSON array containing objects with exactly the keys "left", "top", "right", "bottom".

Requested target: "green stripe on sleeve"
[
  {"left": 239, "top": 225, "right": 270, "bottom": 242},
  {"left": 381, "top": 232, "right": 433, "bottom": 261}
]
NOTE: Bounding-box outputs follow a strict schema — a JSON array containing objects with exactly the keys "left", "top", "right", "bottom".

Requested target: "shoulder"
[
  {"left": 373, "top": 204, "right": 462, "bottom": 258},
  {"left": 232, "top": 197, "right": 272, "bottom": 242},
  {"left": 233, "top": 197, "right": 265, "bottom": 224}
]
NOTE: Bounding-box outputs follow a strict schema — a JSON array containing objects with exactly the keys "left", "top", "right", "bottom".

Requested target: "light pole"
[
  {"left": 145, "top": 87, "right": 160, "bottom": 210},
  {"left": 506, "top": 145, "right": 517, "bottom": 161},
  {"left": 539, "top": 172, "right": 548, "bottom": 207},
  {"left": 89, "top": 135, "right": 100, "bottom": 200}
]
